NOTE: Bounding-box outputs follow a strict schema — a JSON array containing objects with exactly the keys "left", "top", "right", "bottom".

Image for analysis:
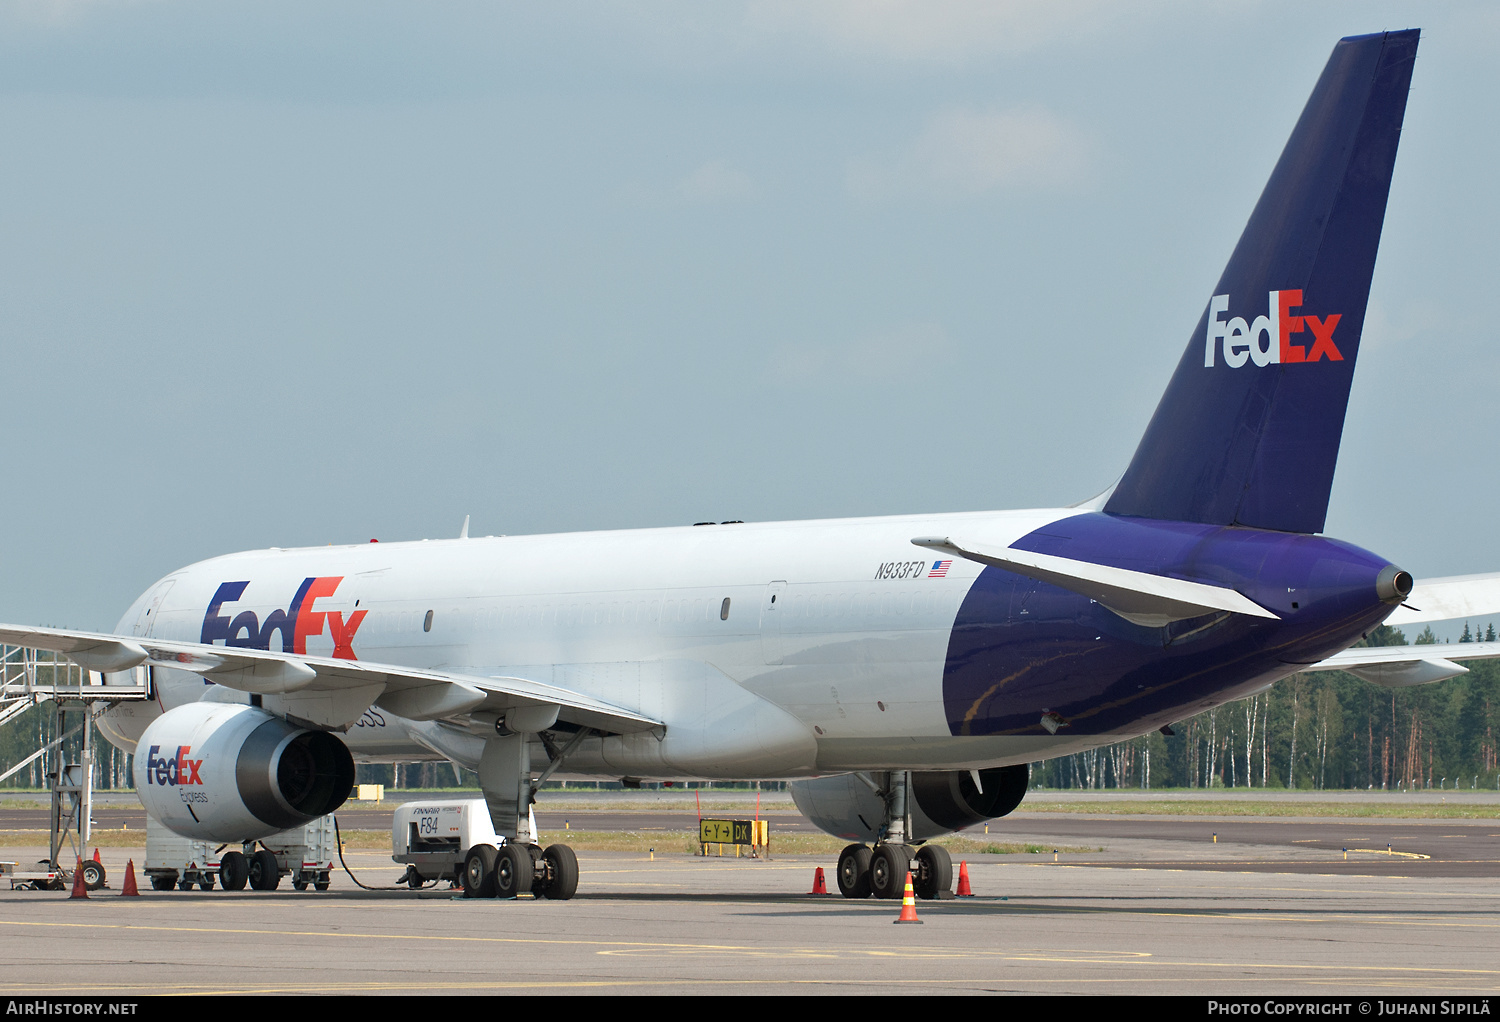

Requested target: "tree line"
[{"left": 1034, "top": 623, "right": 1500, "bottom": 791}]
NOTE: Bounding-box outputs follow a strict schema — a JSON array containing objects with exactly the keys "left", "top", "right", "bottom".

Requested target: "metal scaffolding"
[{"left": 0, "top": 646, "right": 150, "bottom": 871}]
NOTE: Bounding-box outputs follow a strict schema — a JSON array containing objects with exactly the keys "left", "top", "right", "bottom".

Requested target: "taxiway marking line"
[{"left": 1, "top": 917, "right": 1499, "bottom": 979}]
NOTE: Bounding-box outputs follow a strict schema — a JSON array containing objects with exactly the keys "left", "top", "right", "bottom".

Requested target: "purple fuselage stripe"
[{"left": 941, "top": 512, "right": 1394, "bottom": 738}]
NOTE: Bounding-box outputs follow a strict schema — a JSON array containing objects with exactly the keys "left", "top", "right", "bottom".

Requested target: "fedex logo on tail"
[
  {"left": 200, "top": 576, "right": 367, "bottom": 660},
  {"left": 1203, "top": 290, "right": 1342, "bottom": 368}
]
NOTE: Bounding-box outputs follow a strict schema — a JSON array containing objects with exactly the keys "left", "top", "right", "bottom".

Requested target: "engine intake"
[
  {"left": 909, "top": 765, "right": 1029, "bottom": 833},
  {"left": 790, "top": 765, "right": 1029, "bottom": 843}
]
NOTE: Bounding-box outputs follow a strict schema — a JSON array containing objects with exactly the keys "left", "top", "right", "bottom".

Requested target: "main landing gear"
[
  {"left": 832, "top": 769, "right": 954, "bottom": 901},
  {"left": 460, "top": 841, "right": 579, "bottom": 901},
  {"left": 467, "top": 723, "right": 589, "bottom": 900},
  {"left": 836, "top": 842, "right": 952, "bottom": 900}
]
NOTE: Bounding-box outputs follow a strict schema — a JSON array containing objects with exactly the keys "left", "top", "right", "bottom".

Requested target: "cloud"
[
  {"left": 678, "top": 160, "right": 757, "bottom": 204},
  {"left": 772, "top": 322, "right": 954, "bottom": 387},
  {"left": 849, "top": 105, "right": 1091, "bottom": 202},
  {"left": 743, "top": 0, "right": 1122, "bottom": 64},
  {"left": 4, "top": 0, "right": 155, "bottom": 29}
]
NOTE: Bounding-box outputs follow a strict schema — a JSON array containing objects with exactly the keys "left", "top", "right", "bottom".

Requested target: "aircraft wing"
[
  {"left": 1385, "top": 572, "right": 1500, "bottom": 627},
  {"left": 912, "top": 536, "right": 1278, "bottom": 627},
  {"left": 1301, "top": 640, "right": 1500, "bottom": 688},
  {"left": 0, "top": 623, "right": 661, "bottom": 735}
]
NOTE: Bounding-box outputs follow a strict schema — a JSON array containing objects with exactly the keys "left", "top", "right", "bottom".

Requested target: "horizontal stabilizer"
[
  {"left": 1385, "top": 573, "right": 1500, "bottom": 627},
  {"left": 911, "top": 536, "right": 1278, "bottom": 628},
  {"left": 1303, "top": 640, "right": 1500, "bottom": 688}
]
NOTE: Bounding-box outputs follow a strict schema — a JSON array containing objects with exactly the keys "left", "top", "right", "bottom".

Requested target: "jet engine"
[
  {"left": 134, "top": 702, "right": 355, "bottom": 842},
  {"left": 789, "top": 765, "right": 1029, "bottom": 842}
]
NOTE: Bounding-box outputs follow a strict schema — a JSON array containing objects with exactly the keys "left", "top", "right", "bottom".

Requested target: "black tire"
[
  {"left": 461, "top": 844, "right": 498, "bottom": 898},
  {"left": 314, "top": 878, "right": 331, "bottom": 892},
  {"left": 248, "top": 849, "right": 280, "bottom": 891},
  {"left": 198, "top": 875, "right": 215, "bottom": 892},
  {"left": 219, "top": 851, "right": 248, "bottom": 891},
  {"left": 292, "top": 879, "right": 308, "bottom": 891},
  {"left": 150, "top": 873, "right": 177, "bottom": 892},
  {"left": 836, "top": 844, "right": 872, "bottom": 899},
  {"left": 912, "top": 844, "right": 952, "bottom": 900},
  {"left": 176, "top": 878, "right": 193, "bottom": 891},
  {"left": 870, "top": 843, "right": 910, "bottom": 900},
  {"left": 540, "top": 844, "right": 579, "bottom": 900},
  {"left": 80, "top": 861, "right": 106, "bottom": 891},
  {"left": 494, "top": 844, "right": 532, "bottom": 899}
]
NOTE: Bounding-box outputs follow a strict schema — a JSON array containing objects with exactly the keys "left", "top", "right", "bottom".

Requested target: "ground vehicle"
[
  {"left": 144, "top": 813, "right": 335, "bottom": 892},
  {"left": 390, "top": 800, "right": 573, "bottom": 898}
]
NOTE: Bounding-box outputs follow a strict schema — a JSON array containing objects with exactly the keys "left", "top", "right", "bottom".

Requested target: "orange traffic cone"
[
  {"left": 809, "top": 867, "right": 830, "bottom": 895},
  {"left": 69, "top": 858, "right": 87, "bottom": 900},
  {"left": 956, "top": 860, "right": 973, "bottom": 897},
  {"left": 92, "top": 848, "right": 101, "bottom": 863},
  {"left": 893, "top": 871, "right": 922, "bottom": 924},
  {"left": 120, "top": 860, "right": 140, "bottom": 897}
]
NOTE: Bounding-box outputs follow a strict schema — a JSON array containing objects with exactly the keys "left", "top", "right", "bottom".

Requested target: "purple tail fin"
[{"left": 1105, "top": 30, "right": 1418, "bottom": 534}]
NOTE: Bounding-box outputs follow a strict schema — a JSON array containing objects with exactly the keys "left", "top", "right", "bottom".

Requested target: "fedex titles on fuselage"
[
  {"left": 199, "top": 576, "right": 365, "bottom": 659},
  {"left": 1204, "top": 290, "right": 1342, "bottom": 368}
]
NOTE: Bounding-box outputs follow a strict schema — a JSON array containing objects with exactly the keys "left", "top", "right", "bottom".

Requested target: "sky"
[{"left": 1, "top": 1, "right": 1497, "bottom": 632}]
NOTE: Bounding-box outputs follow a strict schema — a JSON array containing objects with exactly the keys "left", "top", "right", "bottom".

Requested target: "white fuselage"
[{"left": 101, "top": 506, "right": 1142, "bottom": 778}]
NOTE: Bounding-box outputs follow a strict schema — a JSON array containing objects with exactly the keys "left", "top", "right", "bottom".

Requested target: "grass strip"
[
  {"left": 0, "top": 830, "right": 146, "bottom": 849},
  {"left": 531, "top": 831, "right": 1099, "bottom": 856},
  {"left": 1016, "top": 800, "right": 1500, "bottom": 818},
  {"left": 0, "top": 828, "right": 1103, "bottom": 858}
]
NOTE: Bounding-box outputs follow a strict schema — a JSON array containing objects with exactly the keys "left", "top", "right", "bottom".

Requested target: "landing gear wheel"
[
  {"left": 869, "top": 843, "right": 910, "bottom": 900},
  {"left": 836, "top": 844, "right": 872, "bottom": 899},
  {"left": 150, "top": 873, "right": 177, "bottom": 891},
  {"left": 539, "top": 844, "right": 579, "bottom": 900},
  {"left": 248, "top": 849, "right": 280, "bottom": 891},
  {"left": 219, "top": 851, "right": 248, "bottom": 891},
  {"left": 80, "top": 861, "right": 106, "bottom": 891},
  {"left": 493, "top": 844, "right": 532, "bottom": 899},
  {"left": 912, "top": 844, "right": 952, "bottom": 900},
  {"left": 461, "top": 844, "right": 497, "bottom": 898}
]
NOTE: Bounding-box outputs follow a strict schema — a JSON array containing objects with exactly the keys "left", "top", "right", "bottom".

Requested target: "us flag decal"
[{"left": 927, "top": 560, "right": 952, "bottom": 578}]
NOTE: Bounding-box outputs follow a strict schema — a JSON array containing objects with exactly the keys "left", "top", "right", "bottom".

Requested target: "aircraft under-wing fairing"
[{"left": 6, "top": 28, "right": 1492, "bottom": 902}]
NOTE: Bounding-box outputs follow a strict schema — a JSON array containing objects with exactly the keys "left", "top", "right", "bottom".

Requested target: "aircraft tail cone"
[
  {"left": 809, "top": 866, "right": 829, "bottom": 895},
  {"left": 69, "top": 858, "right": 87, "bottom": 900},
  {"left": 120, "top": 860, "right": 139, "bottom": 897},
  {"left": 893, "top": 871, "right": 922, "bottom": 924},
  {"left": 956, "top": 860, "right": 973, "bottom": 897}
]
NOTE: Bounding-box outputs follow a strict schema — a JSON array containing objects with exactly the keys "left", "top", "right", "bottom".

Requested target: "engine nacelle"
[
  {"left": 789, "top": 765, "right": 1029, "bottom": 842},
  {"left": 134, "top": 702, "right": 355, "bottom": 842}
]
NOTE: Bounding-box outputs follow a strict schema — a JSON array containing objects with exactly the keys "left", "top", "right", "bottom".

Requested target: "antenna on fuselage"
[{"left": 459, "top": 515, "right": 470, "bottom": 540}]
